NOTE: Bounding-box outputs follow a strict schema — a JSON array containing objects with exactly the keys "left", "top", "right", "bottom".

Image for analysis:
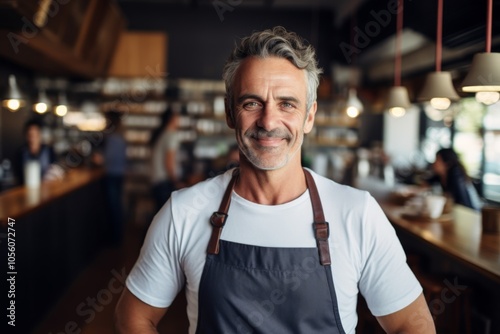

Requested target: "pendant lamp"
[
  {"left": 346, "top": 88, "right": 363, "bottom": 118},
  {"left": 418, "top": 0, "right": 459, "bottom": 111},
  {"left": 33, "top": 89, "right": 51, "bottom": 114},
  {"left": 54, "top": 92, "right": 68, "bottom": 117},
  {"left": 2, "top": 75, "right": 25, "bottom": 112},
  {"left": 385, "top": 0, "right": 411, "bottom": 118},
  {"left": 461, "top": 0, "right": 500, "bottom": 104},
  {"left": 344, "top": 15, "right": 364, "bottom": 119}
]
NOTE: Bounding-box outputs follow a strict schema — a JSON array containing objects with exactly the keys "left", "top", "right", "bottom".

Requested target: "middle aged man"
[{"left": 115, "top": 26, "right": 435, "bottom": 334}]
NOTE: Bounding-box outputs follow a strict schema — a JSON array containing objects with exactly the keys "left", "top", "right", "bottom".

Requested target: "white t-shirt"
[{"left": 126, "top": 168, "right": 422, "bottom": 334}]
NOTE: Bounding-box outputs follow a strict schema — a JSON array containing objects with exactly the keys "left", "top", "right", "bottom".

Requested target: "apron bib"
[{"left": 196, "top": 169, "right": 345, "bottom": 334}]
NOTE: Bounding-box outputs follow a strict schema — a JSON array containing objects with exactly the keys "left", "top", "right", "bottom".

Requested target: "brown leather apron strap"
[
  {"left": 304, "top": 169, "right": 332, "bottom": 266},
  {"left": 207, "top": 169, "right": 239, "bottom": 254},
  {"left": 207, "top": 168, "right": 331, "bottom": 265}
]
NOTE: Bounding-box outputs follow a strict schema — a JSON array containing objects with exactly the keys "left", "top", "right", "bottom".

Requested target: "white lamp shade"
[
  {"left": 461, "top": 52, "right": 500, "bottom": 92},
  {"left": 345, "top": 88, "right": 363, "bottom": 118},
  {"left": 2, "top": 75, "right": 25, "bottom": 111},
  {"left": 418, "top": 71, "right": 459, "bottom": 101},
  {"left": 385, "top": 86, "right": 411, "bottom": 110}
]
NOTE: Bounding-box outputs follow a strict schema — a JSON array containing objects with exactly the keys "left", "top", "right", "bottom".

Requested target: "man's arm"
[
  {"left": 114, "top": 287, "right": 168, "bottom": 333},
  {"left": 376, "top": 293, "right": 435, "bottom": 334},
  {"left": 165, "top": 149, "right": 177, "bottom": 183}
]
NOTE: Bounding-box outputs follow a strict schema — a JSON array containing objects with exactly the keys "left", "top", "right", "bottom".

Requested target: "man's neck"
[{"left": 234, "top": 160, "right": 307, "bottom": 205}]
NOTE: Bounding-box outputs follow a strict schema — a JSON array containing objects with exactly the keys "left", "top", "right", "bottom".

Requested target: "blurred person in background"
[
  {"left": 432, "top": 148, "right": 482, "bottom": 210},
  {"left": 94, "top": 111, "right": 127, "bottom": 246},
  {"left": 150, "top": 109, "right": 182, "bottom": 212},
  {"left": 15, "top": 118, "right": 60, "bottom": 185}
]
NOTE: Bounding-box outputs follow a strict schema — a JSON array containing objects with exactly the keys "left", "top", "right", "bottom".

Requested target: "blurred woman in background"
[{"left": 432, "top": 148, "right": 482, "bottom": 210}]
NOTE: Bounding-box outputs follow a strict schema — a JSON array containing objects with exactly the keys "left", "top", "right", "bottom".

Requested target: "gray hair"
[{"left": 222, "top": 26, "right": 322, "bottom": 118}]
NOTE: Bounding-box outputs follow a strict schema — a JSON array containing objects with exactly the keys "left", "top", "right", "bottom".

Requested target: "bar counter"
[
  {"left": 356, "top": 176, "right": 500, "bottom": 331},
  {"left": 0, "top": 167, "right": 104, "bottom": 225},
  {"left": 380, "top": 200, "right": 500, "bottom": 283},
  {"left": 356, "top": 176, "right": 500, "bottom": 284},
  {"left": 0, "top": 167, "right": 108, "bottom": 333}
]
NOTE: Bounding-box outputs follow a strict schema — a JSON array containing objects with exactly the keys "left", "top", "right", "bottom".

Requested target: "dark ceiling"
[{"left": 116, "top": 0, "right": 500, "bottom": 81}]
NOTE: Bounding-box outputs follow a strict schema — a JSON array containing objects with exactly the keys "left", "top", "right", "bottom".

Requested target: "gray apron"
[{"left": 196, "top": 169, "right": 345, "bottom": 333}]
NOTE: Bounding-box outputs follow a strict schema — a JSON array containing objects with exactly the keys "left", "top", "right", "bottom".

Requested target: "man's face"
[{"left": 226, "top": 56, "right": 316, "bottom": 171}]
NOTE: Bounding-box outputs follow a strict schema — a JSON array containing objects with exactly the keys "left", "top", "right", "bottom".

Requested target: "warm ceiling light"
[
  {"left": 417, "top": 0, "right": 459, "bottom": 110},
  {"left": 2, "top": 75, "right": 25, "bottom": 111},
  {"left": 429, "top": 97, "right": 451, "bottom": 110},
  {"left": 389, "top": 107, "right": 406, "bottom": 118},
  {"left": 461, "top": 0, "right": 500, "bottom": 93},
  {"left": 462, "top": 53, "right": 500, "bottom": 92},
  {"left": 33, "top": 89, "right": 51, "bottom": 114},
  {"left": 55, "top": 104, "right": 68, "bottom": 116},
  {"left": 385, "top": 0, "right": 410, "bottom": 117},
  {"left": 54, "top": 92, "right": 68, "bottom": 117},
  {"left": 419, "top": 72, "right": 459, "bottom": 110},
  {"left": 475, "top": 91, "right": 500, "bottom": 105},
  {"left": 34, "top": 102, "right": 48, "bottom": 114},
  {"left": 386, "top": 86, "right": 411, "bottom": 118},
  {"left": 345, "top": 88, "right": 363, "bottom": 118}
]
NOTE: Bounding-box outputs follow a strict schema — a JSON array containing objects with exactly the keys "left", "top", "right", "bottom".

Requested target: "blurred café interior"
[{"left": 1, "top": 0, "right": 500, "bottom": 333}]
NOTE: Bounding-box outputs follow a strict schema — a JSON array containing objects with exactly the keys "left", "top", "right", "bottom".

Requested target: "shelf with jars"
[
  {"left": 98, "top": 77, "right": 234, "bottom": 183},
  {"left": 308, "top": 100, "right": 360, "bottom": 149},
  {"left": 303, "top": 100, "right": 361, "bottom": 186}
]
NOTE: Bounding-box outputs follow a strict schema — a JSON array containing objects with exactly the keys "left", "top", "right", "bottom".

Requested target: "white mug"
[{"left": 425, "top": 195, "right": 446, "bottom": 219}]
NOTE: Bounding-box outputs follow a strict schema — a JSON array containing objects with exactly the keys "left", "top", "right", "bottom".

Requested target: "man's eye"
[
  {"left": 281, "top": 102, "right": 294, "bottom": 109},
  {"left": 243, "top": 102, "right": 261, "bottom": 110}
]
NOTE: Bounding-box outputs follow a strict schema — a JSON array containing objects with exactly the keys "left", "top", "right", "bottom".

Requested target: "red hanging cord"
[
  {"left": 394, "top": 0, "right": 403, "bottom": 86},
  {"left": 436, "top": 0, "right": 443, "bottom": 72},
  {"left": 486, "top": 0, "right": 493, "bottom": 52}
]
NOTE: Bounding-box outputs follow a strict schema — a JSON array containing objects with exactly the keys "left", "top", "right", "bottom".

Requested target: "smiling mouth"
[
  {"left": 253, "top": 136, "right": 284, "bottom": 147},
  {"left": 247, "top": 128, "right": 291, "bottom": 147}
]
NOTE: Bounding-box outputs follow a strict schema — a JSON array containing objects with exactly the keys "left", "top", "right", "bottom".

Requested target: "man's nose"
[{"left": 256, "top": 104, "right": 279, "bottom": 131}]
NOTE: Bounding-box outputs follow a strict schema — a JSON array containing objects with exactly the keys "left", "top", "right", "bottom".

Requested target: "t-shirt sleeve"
[
  {"left": 125, "top": 199, "right": 185, "bottom": 308},
  {"left": 358, "top": 195, "right": 422, "bottom": 316},
  {"left": 166, "top": 132, "right": 180, "bottom": 151}
]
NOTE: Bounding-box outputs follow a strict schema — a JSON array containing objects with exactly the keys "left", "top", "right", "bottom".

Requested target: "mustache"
[{"left": 245, "top": 127, "right": 292, "bottom": 140}]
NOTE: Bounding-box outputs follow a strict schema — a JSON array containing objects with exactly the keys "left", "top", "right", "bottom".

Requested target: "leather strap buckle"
[
  {"left": 210, "top": 212, "right": 228, "bottom": 227},
  {"left": 207, "top": 169, "right": 239, "bottom": 255},
  {"left": 314, "top": 222, "right": 330, "bottom": 241}
]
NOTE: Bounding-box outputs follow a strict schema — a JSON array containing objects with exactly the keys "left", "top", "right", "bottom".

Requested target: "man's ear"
[
  {"left": 225, "top": 97, "right": 235, "bottom": 129},
  {"left": 303, "top": 101, "right": 317, "bottom": 134}
]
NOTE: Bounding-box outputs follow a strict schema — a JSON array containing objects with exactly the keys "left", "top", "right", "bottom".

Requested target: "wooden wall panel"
[{"left": 107, "top": 31, "right": 168, "bottom": 78}]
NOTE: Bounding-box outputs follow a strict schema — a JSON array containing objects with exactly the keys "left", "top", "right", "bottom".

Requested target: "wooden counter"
[
  {"left": 356, "top": 177, "right": 500, "bottom": 331},
  {"left": 380, "top": 201, "right": 500, "bottom": 284},
  {"left": 356, "top": 177, "right": 500, "bottom": 284},
  {"left": 0, "top": 167, "right": 104, "bottom": 225},
  {"left": 0, "top": 167, "right": 108, "bottom": 333}
]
